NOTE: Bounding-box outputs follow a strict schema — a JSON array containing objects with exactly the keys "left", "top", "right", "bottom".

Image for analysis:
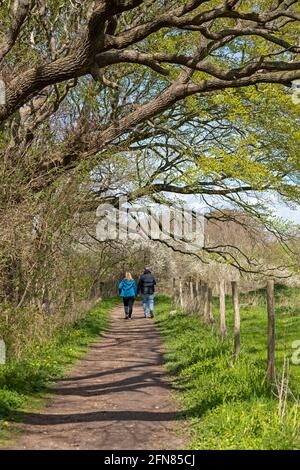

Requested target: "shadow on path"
[{"left": 7, "top": 303, "right": 187, "bottom": 450}]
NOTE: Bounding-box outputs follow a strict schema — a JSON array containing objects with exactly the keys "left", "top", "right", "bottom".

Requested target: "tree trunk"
[
  {"left": 266, "top": 279, "right": 276, "bottom": 384},
  {"left": 232, "top": 281, "right": 241, "bottom": 359},
  {"left": 219, "top": 280, "right": 227, "bottom": 339}
]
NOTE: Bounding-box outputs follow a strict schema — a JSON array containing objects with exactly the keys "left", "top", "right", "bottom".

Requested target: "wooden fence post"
[
  {"left": 172, "top": 278, "right": 176, "bottom": 299},
  {"left": 194, "top": 280, "right": 201, "bottom": 315},
  {"left": 266, "top": 279, "right": 276, "bottom": 384},
  {"left": 219, "top": 280, "right": 227, "bottom": 339},
  {"left": 232, "top": 281, "right": 241, "bottom": 359},
  {"left": 207, "top": 287, "right": 215, "bottom": 324},
  {"left": 190, "top": 277, "right": 194, "bottom": 301},
  {"left": 202, "top": 282, "right": 208, "bottom": 321},
  {"left": 179, "top": 277, "right": 183, "bottom": 308}
]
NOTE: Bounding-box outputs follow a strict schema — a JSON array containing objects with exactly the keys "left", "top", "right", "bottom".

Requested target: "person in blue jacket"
[{"left": 118, "top": 272, "right": 138, "bottom": 319}]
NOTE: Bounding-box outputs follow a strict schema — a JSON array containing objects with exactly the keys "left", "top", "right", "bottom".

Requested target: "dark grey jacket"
[{"left": 138, "top": 270, "right": 156, "bottom": 295}]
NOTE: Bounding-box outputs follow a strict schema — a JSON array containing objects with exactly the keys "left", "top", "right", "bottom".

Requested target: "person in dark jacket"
[
  {"left": 138, "top": 268, "right": 156, "bottom": 318},
  {"left": 118, "top": 272, "right": 137, "bottom": 319}
]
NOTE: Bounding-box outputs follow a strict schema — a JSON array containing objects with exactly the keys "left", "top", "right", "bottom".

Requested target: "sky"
[
  {"left": 276, "top": 204, "right": 300, "bottom": 224},
  {"left": 174, "top": 193, "right": 300, "bottom": 227}
]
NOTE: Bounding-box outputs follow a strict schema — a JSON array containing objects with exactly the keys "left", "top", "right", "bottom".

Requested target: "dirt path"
[{"left": 8, "top": 303, "right": 186, "bottom": 450}]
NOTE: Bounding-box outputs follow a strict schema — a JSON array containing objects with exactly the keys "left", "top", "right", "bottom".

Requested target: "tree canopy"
[{"left": 1, "top": 0, "right": 300, "bottom": 311}]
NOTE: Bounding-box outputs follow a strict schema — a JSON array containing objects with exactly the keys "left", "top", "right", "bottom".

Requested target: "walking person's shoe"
[
  {"left": 149, "top": 311, "right": 154, "bottom": 318},
  {"left": 124, "top": 306, "right": 130, "bottom": 319}
]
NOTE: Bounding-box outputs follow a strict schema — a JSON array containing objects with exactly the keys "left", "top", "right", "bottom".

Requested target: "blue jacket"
[{"left": 118, "top": 279, "right": 137, "bottom": 298}]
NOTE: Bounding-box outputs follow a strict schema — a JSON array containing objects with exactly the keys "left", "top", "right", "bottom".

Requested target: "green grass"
[
  {"left": 0, "top": 298, "right": 118, "bottom": 441},
  {"left": 155, "top": 288, "right": 300, "bottom": 450}
]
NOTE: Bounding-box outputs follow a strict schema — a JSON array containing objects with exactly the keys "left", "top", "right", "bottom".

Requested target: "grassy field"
[
  {"left": 155, "top": 287, "right": 300, "bottom": 450},
  {"left": 0, "top": 298, "right": 118, "bottom": 441}
]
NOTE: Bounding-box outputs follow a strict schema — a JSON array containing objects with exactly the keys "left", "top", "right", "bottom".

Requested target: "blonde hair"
[{"left": 125, "top": 272, "right": 133, "bottom": 280}]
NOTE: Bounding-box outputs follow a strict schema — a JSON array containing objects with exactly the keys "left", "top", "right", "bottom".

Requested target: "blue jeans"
[{"left": 142, "top": 293, "right": 154, "bottom": 317}]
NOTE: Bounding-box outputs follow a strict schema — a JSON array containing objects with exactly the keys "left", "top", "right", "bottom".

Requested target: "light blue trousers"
[{"left": 142, "top": 293, "right": 154, "bottom": 316}]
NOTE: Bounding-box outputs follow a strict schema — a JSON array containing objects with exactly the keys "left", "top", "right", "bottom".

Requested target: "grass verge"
[
  {"left": 0, "top": 298, "right": 118, "bottom": 443},
  {"left": 155, "top": 291, "right": 300, "bottom": 450}
]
